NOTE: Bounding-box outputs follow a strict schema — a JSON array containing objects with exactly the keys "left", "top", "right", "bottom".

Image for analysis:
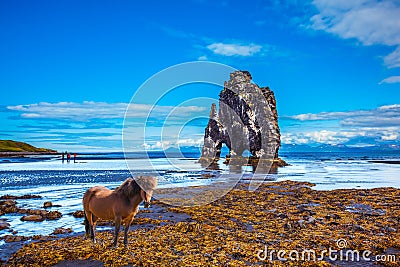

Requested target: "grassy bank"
[{"left": 0, "top": 140, "right": 56, "bottom": 153}]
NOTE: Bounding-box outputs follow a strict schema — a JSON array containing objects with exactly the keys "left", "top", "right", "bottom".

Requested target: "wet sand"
[
  {"left": 3, "top": 180, "right": 400, "bottom": 266},
  {"left": 0, "top": 152, "right": 58, "bottom": 158}
]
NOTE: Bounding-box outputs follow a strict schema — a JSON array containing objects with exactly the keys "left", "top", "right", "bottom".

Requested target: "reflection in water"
[{"left": 202, "top": 156, "right": 278, "bottom": 175}]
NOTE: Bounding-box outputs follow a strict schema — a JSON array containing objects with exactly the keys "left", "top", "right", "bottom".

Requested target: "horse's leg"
[
  {"left": 112, "top": 216, "right": 121, "bottom": 247},
  {"left": 84, "top": 210, "right": 90, "bottom": 237},
  {"left": 85, "top": 210, "right": 95, "bottom": 241},
  {"left": 124, "top": 207, "right": 138, "bottom": 247},
  {"left": 123, "top": 218, "right": 133, "bottom": 247},
  {"left": 91, "top": 214, "right": 98, "bottom": 243}
]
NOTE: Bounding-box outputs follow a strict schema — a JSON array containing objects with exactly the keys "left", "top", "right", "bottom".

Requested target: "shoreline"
[
  {"left": 0, "top": 152, "right": 59, "bottom": 158},
  {"left": 3, "top": 180, "right": 400, "bottom": 266}
]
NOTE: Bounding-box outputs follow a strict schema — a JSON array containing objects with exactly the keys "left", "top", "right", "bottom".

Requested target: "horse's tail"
[{"left": 83, "top": 189, "right": 96, "bottom": 237}]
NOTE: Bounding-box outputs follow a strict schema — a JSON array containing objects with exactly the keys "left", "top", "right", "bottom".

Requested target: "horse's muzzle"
[{"left": 144, "top": 201, "right": 150, "bottom": 208}]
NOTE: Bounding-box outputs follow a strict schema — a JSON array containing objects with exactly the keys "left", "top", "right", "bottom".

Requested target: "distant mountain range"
[
  {"left": 279, "top": 143, "right": 400, "bottom": 153},
  {"left": 170, "top": 143, "right": 400, "bottom": 154}
]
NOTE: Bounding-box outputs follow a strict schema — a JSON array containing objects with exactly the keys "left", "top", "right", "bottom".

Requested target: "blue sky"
[{"left": 1, "top": 0, "right": 400, "bottom": 151}]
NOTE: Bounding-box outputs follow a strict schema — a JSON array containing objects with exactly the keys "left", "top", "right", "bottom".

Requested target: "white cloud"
[
  {"left": 206, "top": 42, "right": 262, "bottom": 56},
  {"left": 176, "top": 138, "right": 203, "bottom": 146},
  {"left": 381, "top": 133, "right": 398, "bottom": 141},
  {"left": 282, "top": 130, "right": 349, "bottom": 145},
  {"left": 379, "top": 76, "right": 400, "bottom": 84},
  {"left": 378, "top": 104, "right": 400, "bottom": 110},
  {"left": 384, "top": 46, "right": 400, "bottom": 68},
  {"left": 310, "top": 0, "right": 400, "bottom": 71},
  {"left": 291, "top": 111, "right": 350, "bottom": 121},
  {"left": 8, "top": 101, "right": 127, "bottom": 120},
  {"left": 140, "top": 138, "right": 203, "bottom": 150},
  {"left": 285, "top": 104, "right": 400, "bottom": 145},
  {"left": 290, "top": 104, "right": 400, "bottom": 127},
  {"left": 282, "top": 127, "right": 400, "bottom": 145},
  {"left": 6, "top": 102, "right": 209, "bottom": 152},
  {"left": 7, "top": 101, "right": 206, "bottom": 121},
  {"left": 310, "top": 0, "right": 400, "bottom": 46},
  {"left": 198, "top": 55, "right": 208, "bottom": 61}
]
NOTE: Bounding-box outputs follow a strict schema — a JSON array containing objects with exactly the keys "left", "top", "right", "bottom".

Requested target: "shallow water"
[{"left": 1, "top": 151, "right": 400, "bottom": 241}]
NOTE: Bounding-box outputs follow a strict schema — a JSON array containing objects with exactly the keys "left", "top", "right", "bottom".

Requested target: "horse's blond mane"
[
  {"left": 134, "top": 175, "right": 158, "bottom": 191},
  {"left": 115, "top": 176, "right": 157, "bottom": 199}
]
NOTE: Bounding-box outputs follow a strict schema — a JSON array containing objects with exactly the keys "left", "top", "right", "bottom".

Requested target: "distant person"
[
  {"left": 67, "top": 153, "right": 71, "bottom": 163},
  {"left": 74, "top": 153, "right": 77, "bottom": 163},
  {"left": 61, "top": 152, "right": 65, "bottom": 163}
]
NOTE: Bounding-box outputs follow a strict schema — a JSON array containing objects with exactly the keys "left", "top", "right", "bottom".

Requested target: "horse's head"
[
  {"left": 135, "top": 176, "right": 158, "bottom": 208},
  {"left": 140, "top": 189, "right": 153, "bottom": 208}
]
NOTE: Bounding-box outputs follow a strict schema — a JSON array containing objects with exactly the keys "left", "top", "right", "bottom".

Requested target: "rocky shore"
[
  {"left": 0, "top": 196, "right": 191, "bottom": 265},
  {"left": 3, "top": 180, "right": 400, "bottom": 266}
]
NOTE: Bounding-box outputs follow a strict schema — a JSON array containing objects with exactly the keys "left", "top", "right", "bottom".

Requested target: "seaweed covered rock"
[
  {"left": 72, "top": 210, "right": 85, "bottom": 218},
  {"left": 52, "top": 227, "right": 73, "bottom": 235},
  {"left": 21, "top": 215, "right": 44, "bottom": 222}
]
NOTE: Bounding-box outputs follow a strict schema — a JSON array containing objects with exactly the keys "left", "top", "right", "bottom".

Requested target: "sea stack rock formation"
[{"left": 199, "top": 70, "right": 287, "bottom": 169}]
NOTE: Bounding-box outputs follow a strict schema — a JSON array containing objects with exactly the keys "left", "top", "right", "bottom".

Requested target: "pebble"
[
  {"left": 277, "top": 213, "right": 288, "bottom": 219},
  {"left": 307, "top": 216, "right": 316, "bottom": 224},
  {"left": 0, "top": 219, "right": 10, "bottom": 230},
  {"left": 325, "top": 214, "right": 341, "bottom": 220},
  {"left": 43, "top": 201, "right": 53, "bottom": 208},
  {"left": 52, "top": 227, "right": 73, "bottom": 235},
  {"left": 384, "top": 227, "right": 397, "bottom": 232},
  {"left": 283, "top": 221, "right": 292, "bottom": 230},
  {"left": 352, "top": 224, "right": 366, "bottom": 231},
  {"left": 298, "top": 219, "right": 306, "bottom": 228}
]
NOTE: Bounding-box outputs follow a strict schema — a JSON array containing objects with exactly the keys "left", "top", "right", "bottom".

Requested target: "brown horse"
[{"left": 83, "top": 176, "right": 157, "bottom": 247}]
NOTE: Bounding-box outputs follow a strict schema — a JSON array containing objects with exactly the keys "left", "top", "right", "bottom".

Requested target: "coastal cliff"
[{"left": 199, "top": 71, "right": 287, "bottom": 168}]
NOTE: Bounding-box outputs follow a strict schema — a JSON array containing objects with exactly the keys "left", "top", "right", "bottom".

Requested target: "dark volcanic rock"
[
  {"left": 72, "top": 210, "right": 85, "bottom": 218},
  {"left": 46, "top": 211, "right": 62, "bottom": 220},
  {"left": 43, "top": 201, "right": 62, "bottom": 208},
  {"left": 43, "top": 201, "right": 53, "bottom": 208},
  {"left": 20, "top": 215, "right": 44, "bottom": 222},
  {"left": 199, "top": 71, "right": 287, "bottom": 168}
]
